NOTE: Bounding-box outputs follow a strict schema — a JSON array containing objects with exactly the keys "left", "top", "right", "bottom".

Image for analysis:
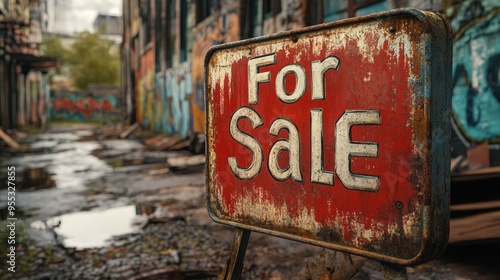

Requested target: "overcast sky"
[{"left": 63, "top": 0, "right": 122, "bottom": 33}]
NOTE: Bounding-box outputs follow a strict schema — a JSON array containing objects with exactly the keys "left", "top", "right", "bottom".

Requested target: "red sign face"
[{"left": 206, "top": 9, "right": 451, "bottom": 265}]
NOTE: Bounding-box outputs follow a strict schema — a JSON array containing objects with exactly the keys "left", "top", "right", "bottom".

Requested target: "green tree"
[
  {"left": 41, "top": 35, "right": 69, "bottom": 65},
  {"left": 67, "top": 32, "right": 120, "bottom": 89}
]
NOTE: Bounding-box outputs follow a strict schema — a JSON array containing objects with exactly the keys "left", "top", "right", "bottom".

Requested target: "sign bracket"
[
  {"left": 221, "top": 229, "right": 409, "bottom": 279},
  {"left": 221, "top": 228, "right": 251, "bottom": 280}
]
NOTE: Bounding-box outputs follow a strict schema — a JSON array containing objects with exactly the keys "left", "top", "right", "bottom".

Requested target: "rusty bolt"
[
  {"left": 389, "top": 26, "right": 396, "bottom": 33},
  {"left": 292, "top": 35, "right": 299, "bottom": 43},
  {"left": 396, "top": 201, "right": 403, "bottom": 209}
]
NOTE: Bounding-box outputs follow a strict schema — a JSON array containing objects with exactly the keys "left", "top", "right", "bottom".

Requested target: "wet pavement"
[
  {"left": 1, "top": 123, "right": 500, "bottom": 279},
  {"left": 0, "top": 123, "right": 206, "bottom": 250},
  {"left": 31, "top": 205, "right": 140, "bottom": 249}
]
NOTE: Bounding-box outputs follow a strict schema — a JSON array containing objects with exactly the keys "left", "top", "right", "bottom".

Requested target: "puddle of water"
[
  {"left": 109, "top": 158, "right": 144, "bottom": 168},
  {"left": 7, "top": 141, "right": 111, "bottom": 189},
  {"left": 21, "top": 168, "right": 56, "bottom": 190},
  {"left": 35, "top": 132, "right": 82, "bottom": 142},
  {"left": 30, "top": 140, "right": 59, "bottom": 150},
  {"left": 99, "top": 151, "right": 181, "bottom": 169},
  {"left": 0, "top": 167, "right": 56, "bottom": 190},
  {"left": 31, "top": 205, "right": 143, "bottom": 249},
  {"left": 101, "top": 139, "right": 144, "bottom": 151},
  {"left": 74, "top": 130, "right": 94, "bottom": 137}
]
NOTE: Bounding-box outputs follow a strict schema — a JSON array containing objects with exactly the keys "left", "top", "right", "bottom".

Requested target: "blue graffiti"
[
  {"left": 154, "top": 74, "right": 162, "bottom": 132},
  {"left": 452, "top": 0, "right": 500, "bottom": 141},
  {"left": 155, "top": 68, "right": 193, "bottom": 137},
  {"left": 194, "top": 83, "right": 205, "bottom": 112}
]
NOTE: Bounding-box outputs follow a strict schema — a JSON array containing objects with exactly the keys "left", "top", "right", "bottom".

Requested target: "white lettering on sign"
[
  {"left": 311, "top": 109, "right": 334, "bottom": 185},
  {"left": 336, "top": 110, "right": 381, "bottom": 191},
  {"left": 275, "top": 64, "right": 306, "bottom": 103},
  {"left": 248, "top": 54, "right": 276, "bottom": 104},
  {"left": 229, "top": 53, "right": 381, "bottom": 192},
  {"left": 228, "top": 107, "right": 264, "bottom": 179},
  {"left": 311, "top": 57, "right": 340, "bottom": 100},
  {"left": 269, "top": 118, "right": 302, "bottom": 181}
]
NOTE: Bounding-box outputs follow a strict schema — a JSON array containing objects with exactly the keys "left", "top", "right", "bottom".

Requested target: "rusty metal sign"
[{"left": 206, "top": 8, "right": 451, "bottom": 266}]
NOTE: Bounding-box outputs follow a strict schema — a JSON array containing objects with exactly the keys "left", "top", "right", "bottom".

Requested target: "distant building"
[
  {"left": 93, "top": 13, "right": 122, "bottom": 44},
  {"left": 39, "top": 0, "right": 71, "bottom": 35},
  {"left": 0, "top": 0, "right": 58, "bottom": 129}
]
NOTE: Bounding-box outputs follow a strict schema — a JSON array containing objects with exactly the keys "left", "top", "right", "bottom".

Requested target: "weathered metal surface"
[{"left": 206, "top": 8, "right": 451, "bottom": 266}]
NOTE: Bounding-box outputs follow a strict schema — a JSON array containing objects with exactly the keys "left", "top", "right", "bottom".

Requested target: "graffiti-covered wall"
[
  {"left": 443, "top": 0, "right": 500, "bottom": 164},
  {"left": 50, "top": 87, "right": 120, "bottom": 121},
  {"left": 153, "top": 65, "right": 193, "bottom": 136},
  {"left": 252, "top": 0, "right": 305, "bottom": 37},
  {"left": 387, "top": 0, "right": 500, "bottom": 166},
  {"left": 123, "top": 0, "right": 305, "bottom": 135},
  {"left": 136, "top": 49, "right": 156, "bottom": 128},
  {"left": 21, "top": 71, "right": 50, "bottom": 127},
  {"left": 136, "top": 38, "right": 195, "bottom": 137},
  {"left": 136, "top": 65, "right": 194, "bottom": 137},
  {"left": 122, "top": 0, "right": 500, "bottom": 167},
  {"left": 191, "top": 3, "right": 241, "bottom": 132},
  {"left": 1, "top": 0, "right": 58, "bottom": 129}
]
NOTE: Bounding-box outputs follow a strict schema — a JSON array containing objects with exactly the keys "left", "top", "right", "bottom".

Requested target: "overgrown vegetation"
[
  {"left": 41, "top": 32, "right": 120, "bottom": 90},
  {"left": 0, "top": 221, "right": 40, "bottom": 274}
]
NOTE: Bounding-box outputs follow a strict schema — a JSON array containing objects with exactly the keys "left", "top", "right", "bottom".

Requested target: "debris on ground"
[
  {"left": 0, "top": 128, "right": 22, "bottom": 150},
  {"left": 120, "top": 122, "right": 141, "bottom": 139},
  {"left": 1, "top": 122, "right": 500, "bottom": 279},
  {"left": 97, "top": 125, "right": 124, "bottom": 139},
  {"left": 167, "top": 154, "right": 205, "bottom": 169},
  {"left": 144, "top": 135, "right": 187, "bottom": 151}
]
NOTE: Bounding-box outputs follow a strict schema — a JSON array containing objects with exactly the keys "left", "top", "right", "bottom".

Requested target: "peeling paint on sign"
[{"left": 206, "top": 9, "right": 451, "bottom": 266}]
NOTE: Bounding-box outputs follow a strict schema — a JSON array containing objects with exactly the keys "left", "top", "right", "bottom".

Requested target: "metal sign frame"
[{"left": 206, "top": 8, "right": 451, "bottom": 266}]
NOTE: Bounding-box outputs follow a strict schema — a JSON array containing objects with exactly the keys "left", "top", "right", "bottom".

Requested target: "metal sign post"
[
  {"left": 220, "top": 228, "right": 251, "bottom": 280},
  {"left": 206, "top": 8, "right": 451, "bottom": 279}
]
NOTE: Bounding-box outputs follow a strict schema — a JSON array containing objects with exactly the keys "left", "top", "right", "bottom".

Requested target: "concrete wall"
[
  {"left": 50, "top": 88, "right": 120, "bottom": 121},
  {"left": 132, "top": 0, "right": 243, "bottom": 135},
  {"left": 149, "top": 0, "right": 195, "bottom": 137},
  {"left": 444, "top": 0, "right": 500, "bottom": 156},
  {"left": 1, "top": 0, "right": 58, "bottom": 129},
  {"left": 125, "top": 0, "right": 195, "bottom": 137},
  {"left": 252, "top": 0, "right": 305, "bottom": 37},
  {"left": 154, "top": 64, "right": 192, "bottom": 136},
  {"left": 384, "top": 0, "right": 500, "bottom": 164},
  {"left": 136, "top": 48, "right": 155, "bottom": 128},
  {"left": 191, "top": 2, "right": 241, "bottom": 132},
  {"left": 122, "top": 0, "right": 306, "bottom": 135},
  {"left": 14, "top": 70, "right": 50, "bottom": 127}
]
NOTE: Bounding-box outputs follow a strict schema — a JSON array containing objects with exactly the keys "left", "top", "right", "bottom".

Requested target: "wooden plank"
[
  {"left": 120, "top": 122, "right": 140, "bottom": 139},
  {"left": 167, "top": 155, "right": 205, "bottom": 168},
  {"left": 451, "top": 200, "right": 500, "bottom": 212},
  {"left": 0, "top": 128, "right": 20, "bottom": 150},
  {"left": 449, "top": 210, "right": 500, "bottom": 244},
  {"left": 452, "top": 166, "right": 500, "bottom": 182},
  {"left": 450, "top": 155, "right": 465, "bottom": 172}
]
